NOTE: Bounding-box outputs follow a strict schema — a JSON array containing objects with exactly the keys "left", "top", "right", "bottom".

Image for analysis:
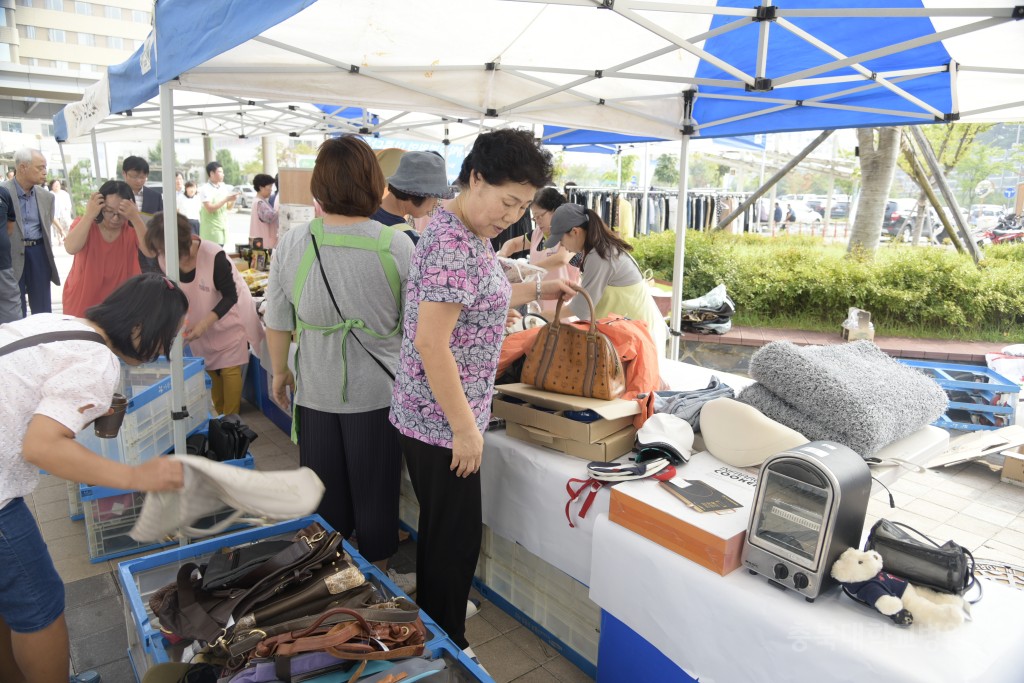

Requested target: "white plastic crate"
[
  {"left": 475, "top": 525, "right": 601, "bottom": 665},
  {"left": 75, "top": 357, "right": 212, "bottom": 466},
  {"left": 67, "top": 479, "right": 83, "bottom": 520},
  {"left": 82, "top": 456, "right": 254, "bottom": 562}
]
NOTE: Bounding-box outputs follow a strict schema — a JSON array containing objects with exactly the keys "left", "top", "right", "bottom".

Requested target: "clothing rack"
[{"left": 564, "top": 187, "right": 757, "bottom": 237}]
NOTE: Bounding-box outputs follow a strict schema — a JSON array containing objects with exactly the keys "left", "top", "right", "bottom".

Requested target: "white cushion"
[{"left": 700, "top": 398, "right": 808, "bottom": 467}]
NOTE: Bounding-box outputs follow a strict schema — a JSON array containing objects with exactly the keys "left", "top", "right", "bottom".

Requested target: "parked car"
[
  {"left": 881, "top": 198, "right": 938, "bottom": 239},
  {"left": 236, "top": 186, "right": 257, "bottom": 208},
  {"left": 829, "top": 201, "right": 850, "bottom": 219},
  {"left": 781, "top": 200, "right": 823, "bottom": 225},
  {"left": 969, "top": 204, "right": 1004, "bottom": 231}
]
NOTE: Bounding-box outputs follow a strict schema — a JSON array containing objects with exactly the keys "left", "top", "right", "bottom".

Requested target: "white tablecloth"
[
  {"left": 589, "top": 513, "right": 1024, "bottom": 683},
  {"left": 481, "top": 360, "right": 949, "bottom": 586}
]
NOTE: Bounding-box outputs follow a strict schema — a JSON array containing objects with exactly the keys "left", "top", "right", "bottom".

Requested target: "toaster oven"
[{"left": 741, "top": 441, "right": 871, "bottom": 601}]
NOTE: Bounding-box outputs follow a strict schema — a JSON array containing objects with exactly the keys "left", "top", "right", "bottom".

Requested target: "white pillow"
[{"left": 700, "top": 398, "right": 808, "bottom": 467}]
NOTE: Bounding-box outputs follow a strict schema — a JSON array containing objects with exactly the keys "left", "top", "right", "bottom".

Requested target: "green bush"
[{"left": 629, "top": 231, "right": 1024, "bottom": 341}]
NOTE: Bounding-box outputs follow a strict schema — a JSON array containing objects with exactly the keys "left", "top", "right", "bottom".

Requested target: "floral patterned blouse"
[{"left": 390, "top": 207, "right": 512, "bottom": 448}]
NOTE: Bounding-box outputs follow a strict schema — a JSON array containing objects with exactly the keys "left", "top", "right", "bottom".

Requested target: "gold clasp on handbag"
[{"left": 301, "top": 530, "right": 326, "bottom": 547}]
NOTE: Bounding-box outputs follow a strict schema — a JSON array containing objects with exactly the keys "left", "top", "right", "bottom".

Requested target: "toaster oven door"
[{"left": 751, "top": 460, "right": 832, "bottom": 568}]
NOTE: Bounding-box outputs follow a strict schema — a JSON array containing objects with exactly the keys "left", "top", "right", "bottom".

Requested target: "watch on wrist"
[{"left": 535, "top": 281, "right": 542, "bottom": 301}]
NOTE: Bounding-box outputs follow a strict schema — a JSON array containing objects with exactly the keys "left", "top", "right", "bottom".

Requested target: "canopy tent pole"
[
  {"left": 900, "top": 139, "right": 966, "bottom": 254},
  {"left": 57, "top": 142, "right": 70, "bottom": 191},
  {"left": 715, "top": 130, "right": 833, "bottom": 231},
  {"left": 90, "top": 130, "right": 101, "bottom": 183},
  {"left": 908, "top": 125, "right": 982, "bottom": 263},
  {"left": 668, "top": 134, "right": 690, "bottom": 361},
  {"left": 159, "top": 83, "right": 188, "bottom": 457},
  {"left": 640, "top": 142, "right": 650, "bottom": 234}
]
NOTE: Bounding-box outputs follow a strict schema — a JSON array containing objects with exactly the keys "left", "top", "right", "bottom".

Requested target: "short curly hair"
[{"left": 456, "top": 129, "right": 553, "bottom": 190}]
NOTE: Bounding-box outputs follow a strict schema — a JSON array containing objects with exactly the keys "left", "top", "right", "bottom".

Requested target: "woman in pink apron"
[{"left": 145, "top": 213, "right": 264, "bottom": 417}]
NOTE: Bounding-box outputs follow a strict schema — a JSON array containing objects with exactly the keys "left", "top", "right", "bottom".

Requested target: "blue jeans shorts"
[{"left": 0, "top": 498, "right": 65, "bottom": 633}]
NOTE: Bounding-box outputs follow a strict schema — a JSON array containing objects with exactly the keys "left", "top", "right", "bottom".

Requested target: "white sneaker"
[
  {"left": 465, "top": 597, "right": 480, "bottom": 620},
  {"left": 462, "top": 645, "right": 489, "bottom": 675},
  {"left": 387, "top": 569, "right": 417, "bottom": 596}
]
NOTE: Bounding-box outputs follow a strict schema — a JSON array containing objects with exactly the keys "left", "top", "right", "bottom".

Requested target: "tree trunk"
[{"left": 848, "top": 127, "right": 900, "bottom": 255}]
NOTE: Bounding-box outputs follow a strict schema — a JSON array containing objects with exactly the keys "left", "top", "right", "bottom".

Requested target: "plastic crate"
[
  {"left": 82, "top": 455, "right": 254, "bottom": 562},
  {"left": 67, "top": 479, "right": 83, "bottom": 521},
  {"left": 75, "top": 357, "right": 212, "bottom": 465},
  {"left": 473, "top": 526, "right": 599, "bottom": 677},
  {"left": 899, "top": 359, "right": 1019, "bottom": 431},
  {"left": 118, "top": 516, "right": 453, "bottom": 680}
]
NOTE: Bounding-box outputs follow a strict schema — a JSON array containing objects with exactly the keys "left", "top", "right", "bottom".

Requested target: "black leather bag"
[
  {"left": 207, "top": 418, "right": 258, "bottom": 461},
  {"left": 865, "top": 519, "right": 979, "bottom": 599}
]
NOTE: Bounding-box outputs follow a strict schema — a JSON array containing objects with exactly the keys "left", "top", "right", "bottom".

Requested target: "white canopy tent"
[{"left": 54, "top": 0, "right": 1024, "bottom": 453}]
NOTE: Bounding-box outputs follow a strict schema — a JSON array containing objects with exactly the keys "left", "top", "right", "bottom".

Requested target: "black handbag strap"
[
  {"left": 0, "top": 330, "right": 106, "bottom": 357},
  {"left": 309, "top": 233, "right": 396, "bottom": 383}
]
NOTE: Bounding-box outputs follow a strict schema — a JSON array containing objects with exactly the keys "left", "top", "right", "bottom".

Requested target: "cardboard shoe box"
[
  {"left": 493, "top": 383, "right": 640, "bottom": 462},
  {"left": 609, "top": 451, "right": 757, "bottom": 575},
  {"left": 1001, "top": 446, "right": 1024, "bottom": 487}
]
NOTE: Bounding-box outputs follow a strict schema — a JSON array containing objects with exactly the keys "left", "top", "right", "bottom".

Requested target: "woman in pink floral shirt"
[{"left": 390, "top": 129, "right": 573, "bottom": 650}]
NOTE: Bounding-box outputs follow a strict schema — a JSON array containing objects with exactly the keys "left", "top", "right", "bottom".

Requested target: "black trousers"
[
  {"left": 297, "top": 406, "right": 401, "bottom": 563},
  {"left": 398, "top": 433, "right": 481, "bottom": 650}
]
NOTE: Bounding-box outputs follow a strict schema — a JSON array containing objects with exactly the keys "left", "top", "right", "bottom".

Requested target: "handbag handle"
[{"left": 550, "top": 284, "right": 598, "bottom": 336}]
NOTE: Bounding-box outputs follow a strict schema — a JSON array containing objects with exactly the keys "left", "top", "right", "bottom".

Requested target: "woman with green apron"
[{"left": 546, "top": 202, "right": 668, "bottom": 358}]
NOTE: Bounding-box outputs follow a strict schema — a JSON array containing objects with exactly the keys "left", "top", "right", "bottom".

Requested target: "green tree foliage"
[
  {"left": 653, "top": 154, "right": 680, "bottom": 188},
  {"left": 688, "top": 153, "right": 723, "bottom": 189},
  {"left": 67, "top": 160, "right": 97, "bottom": 217},
  {"left": 602, "top": 154, "right": 637, "bottom": 187},
  {"left": 147, "top": 141, "right": 162, "bottom": 164},
  {"left": 216, "top": 149, "right": 243, "bottom": 185}
]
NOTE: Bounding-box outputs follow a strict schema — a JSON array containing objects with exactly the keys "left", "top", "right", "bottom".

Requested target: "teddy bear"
[{"left": 830, "top": 547, "right": 969, "bottom": 628}]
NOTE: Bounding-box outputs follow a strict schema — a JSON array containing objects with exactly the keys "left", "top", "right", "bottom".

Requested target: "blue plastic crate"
[
  {"left": 428, "top": 638, "right": 497, "bottom": 682},
  {"left": 898, "top": 359, "right": 1019, "bottom": 431},
  {"left": 118, "top": 516, "right": 456, "bottom": 679},
  {"left": 82, "top": 455, "right": 254, "bottom": 563},
  {"left": 75, "top": 357, "right": 212, "bottom": 465}
]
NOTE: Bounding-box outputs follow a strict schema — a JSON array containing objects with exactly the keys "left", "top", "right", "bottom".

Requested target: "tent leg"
[
  {"left": 669, "top": 136, "right": 690, "bottom": 362},
  {"left": 716, "top": 130, "right": 832, "bottom": 231},
  {"left": 907, "top": 126, "right": 982, "bottom": 264},
  {"left": 159, "top": 84, "right": 189, "bottom": 459},
  {"left": 90, "top": 130, "right": 101, "bottom": 183}
]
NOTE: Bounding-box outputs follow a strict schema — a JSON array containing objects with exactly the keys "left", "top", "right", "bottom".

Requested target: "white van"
[{"left": 970, "top": 204, "right": 1004, "bottom": 230}]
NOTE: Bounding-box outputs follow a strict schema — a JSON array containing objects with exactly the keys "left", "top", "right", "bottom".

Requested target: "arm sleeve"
[
  {"left": 36, "top": 350, "right": 119, "bottom": 434},
  {"left": 264, "top": 232, "right": 296, "bottom": 331},
  {"left": 570, "top": 253, "right": 616, "bottom": 319},
  {"left": 417, "top": 228, "right": 476, "bottom": 306},
  {"left": 0, "top": 189, "right": 14, "bottom": 222},
  {"left": 211, "top": 251, "right": 239, "bottom": 319},
  {"left": 256, "top": 198, "right": 277, "bottom": 225}
]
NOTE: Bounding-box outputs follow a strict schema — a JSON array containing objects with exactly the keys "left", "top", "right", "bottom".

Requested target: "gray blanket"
[{"left": 737, "top": 340, "right": 947, "bottom": 456}]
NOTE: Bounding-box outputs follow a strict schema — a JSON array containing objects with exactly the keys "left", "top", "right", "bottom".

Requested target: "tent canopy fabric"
[{"left": 55, "top": 0, "right": 1024, "bottom": 145}]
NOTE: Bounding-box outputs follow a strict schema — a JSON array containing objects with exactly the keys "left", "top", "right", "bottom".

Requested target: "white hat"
[
  {"left": 699, "top": 398, "right": 808, "bottom": 467},
  {"left": 130, "top": 455, "right": 325, "bottom": 541},
  {"left": 635, "top": 413, "right": 695, "bottom": 465}
]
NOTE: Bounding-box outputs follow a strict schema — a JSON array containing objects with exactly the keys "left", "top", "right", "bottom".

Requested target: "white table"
[
  {"left": 481, "top": 359, "right": 948, "bottom": 586},
  {"left": 589, "top": 513, "right": 1024, "bottom": 683}
]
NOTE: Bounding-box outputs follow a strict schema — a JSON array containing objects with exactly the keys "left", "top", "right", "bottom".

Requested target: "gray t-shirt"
[
  {"left": 570, "top": 248, "right": 643, "bottom": 319},
  {"left": 264, "top": 219, "right": 413, "bottom": 414}
]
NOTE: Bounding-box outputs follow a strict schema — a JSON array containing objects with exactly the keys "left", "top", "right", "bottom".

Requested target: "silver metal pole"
[
  {"left": 668, "top": 135, "right": 689, "bottom": 361},
  {"left": 908, "top": 125, "right": 983, "bottom": 263},
  {"left": 160, "top": 84, "right": 188, "bottom": 456},
  {"left": 716, "top": 130, "right": 833, "bottom": 230},
  {"left": 640, "top": 142, "right": 650, "bottom": 234},
  {"left": 90, "top": 129, "right": 101, "bottom": 182}
]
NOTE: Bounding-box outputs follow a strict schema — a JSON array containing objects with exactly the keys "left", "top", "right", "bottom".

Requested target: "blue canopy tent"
[{"left": 53, "top": 0, "right": 1024, "bottom": 450}]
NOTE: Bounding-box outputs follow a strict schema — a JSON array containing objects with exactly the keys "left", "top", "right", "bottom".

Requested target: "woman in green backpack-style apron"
[{"left": 263, "top": 136, "right": 416, "bottom": 591}]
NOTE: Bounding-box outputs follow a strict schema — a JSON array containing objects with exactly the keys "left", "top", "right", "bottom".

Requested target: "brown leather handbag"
[{"left": 521, "top": 288, "right": 626, "bottom": 400}]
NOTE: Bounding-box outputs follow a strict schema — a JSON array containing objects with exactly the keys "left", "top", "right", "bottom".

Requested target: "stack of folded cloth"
[{"left": 737, "top": 340, "right": 947, "bottom": 456}]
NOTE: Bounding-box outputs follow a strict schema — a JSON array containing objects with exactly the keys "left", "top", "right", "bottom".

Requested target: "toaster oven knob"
[
  {"left": 773, "top": 563, "right": 789, "bottom": 580},
  {"left": 793, "top": 572, "right": 809, "bottom": 589}
]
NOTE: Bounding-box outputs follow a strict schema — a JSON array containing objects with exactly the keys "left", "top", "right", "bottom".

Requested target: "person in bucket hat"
[{"left": 371, "top": 151, "right": 453, "bottom": 245}]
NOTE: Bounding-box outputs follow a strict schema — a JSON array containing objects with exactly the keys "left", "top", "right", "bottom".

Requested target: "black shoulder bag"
[
  {"left": 865, "top": 519, "right": 981, "bottom": 602},
  {"left": 0, "top": 330, "right": 107, "bottom": 357}
]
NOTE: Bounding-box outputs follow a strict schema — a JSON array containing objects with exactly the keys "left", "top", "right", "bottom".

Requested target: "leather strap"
[
  {"left": 0, "top": 330, "right": 106, "bottom": 358},
  {"left": 565, "top": 478, "right": 606, "bottom": 529}
]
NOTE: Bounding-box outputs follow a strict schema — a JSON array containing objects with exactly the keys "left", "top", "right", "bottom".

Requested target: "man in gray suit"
[{"left": 3, "top": 149, "right": 59, "bottom": 316}]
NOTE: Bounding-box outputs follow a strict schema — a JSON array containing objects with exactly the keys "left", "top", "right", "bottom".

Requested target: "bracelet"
[{"left": 535, "top": 281, "right": 542, "bottom": 301}]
